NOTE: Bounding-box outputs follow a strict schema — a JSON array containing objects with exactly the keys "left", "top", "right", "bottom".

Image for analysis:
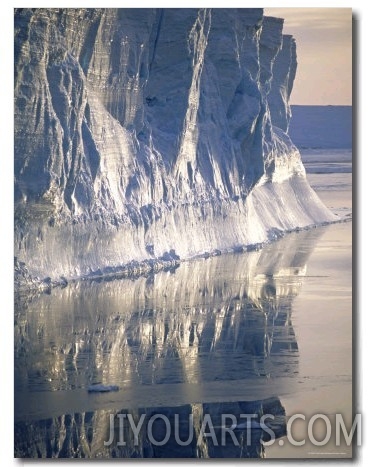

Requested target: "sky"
[{"left": 265, "top": 8, "right": 352, "bottom": 105}]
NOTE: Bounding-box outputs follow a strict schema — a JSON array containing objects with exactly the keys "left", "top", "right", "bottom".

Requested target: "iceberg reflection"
[
  {"left": 14, "top": 228, "right": 323, "bottom": 458},
  {"left": 15, "top": 397, "right": 286, "bottom": 458}
]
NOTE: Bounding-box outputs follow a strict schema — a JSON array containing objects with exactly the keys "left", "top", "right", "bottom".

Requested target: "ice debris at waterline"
[{"left": 14, "top": 8, "right": 336, "bottom": 286}]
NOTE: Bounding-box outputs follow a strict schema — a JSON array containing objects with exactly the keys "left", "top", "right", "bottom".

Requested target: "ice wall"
[{"left": 14, "top": 8, "right": 335, "bottom": 282}]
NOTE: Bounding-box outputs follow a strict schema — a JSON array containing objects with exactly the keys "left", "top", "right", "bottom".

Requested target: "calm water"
[{"left": 14, "top": 150, "right": 352, "bottom": 458}]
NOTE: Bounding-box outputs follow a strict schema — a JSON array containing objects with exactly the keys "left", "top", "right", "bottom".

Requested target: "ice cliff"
[{"left": 14, "top": 8, "right": 335, "bottom": 283}]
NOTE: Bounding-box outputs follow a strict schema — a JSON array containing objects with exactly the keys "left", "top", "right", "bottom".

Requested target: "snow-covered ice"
[{"left": 14, "top": 9, "right": 337, "bottom": 284}]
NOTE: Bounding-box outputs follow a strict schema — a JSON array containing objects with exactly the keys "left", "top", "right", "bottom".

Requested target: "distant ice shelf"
[{"left": 289, "top": 106, "right": 352, "bottom": 149}]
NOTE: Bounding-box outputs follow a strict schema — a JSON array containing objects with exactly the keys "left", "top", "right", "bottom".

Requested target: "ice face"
[{"left": 14, "top": 8, "right": 335, "bottom": 282}]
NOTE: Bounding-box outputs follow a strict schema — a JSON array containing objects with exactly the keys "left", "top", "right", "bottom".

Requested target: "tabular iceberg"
[{"left": 14, "top": 8, "right": 336, "bottom": 284}]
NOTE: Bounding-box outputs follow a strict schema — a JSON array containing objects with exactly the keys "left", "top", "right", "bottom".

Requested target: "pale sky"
[{"left": 265, "top": 8, "right": 352, "bottom": 105}]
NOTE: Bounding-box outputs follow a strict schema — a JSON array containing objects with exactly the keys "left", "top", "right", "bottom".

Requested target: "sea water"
[{"left": 14, "top": 149, "right": 352, "bottom": 458}]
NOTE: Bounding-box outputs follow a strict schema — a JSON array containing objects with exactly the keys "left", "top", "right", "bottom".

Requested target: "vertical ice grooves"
[
  {"left": 175, "top": 8, "right": 211, "bottom": 192},
  {"left": 149, "top": 9, "right": 164, "bottom": 74}
]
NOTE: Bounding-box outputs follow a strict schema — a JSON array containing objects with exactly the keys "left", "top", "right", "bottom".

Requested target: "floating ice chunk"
[{"left": 87, "top": 384, "right": 119, "bottom": 393}]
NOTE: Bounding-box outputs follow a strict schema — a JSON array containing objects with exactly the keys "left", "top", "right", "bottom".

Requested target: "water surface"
[{"left": 14, "top": 149, "right": 352, "bottom": 458}]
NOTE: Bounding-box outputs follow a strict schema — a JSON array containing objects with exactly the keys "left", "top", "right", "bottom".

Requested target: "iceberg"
[{"left": 14, "top": 8, "right": 336, "bottom": 284}]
